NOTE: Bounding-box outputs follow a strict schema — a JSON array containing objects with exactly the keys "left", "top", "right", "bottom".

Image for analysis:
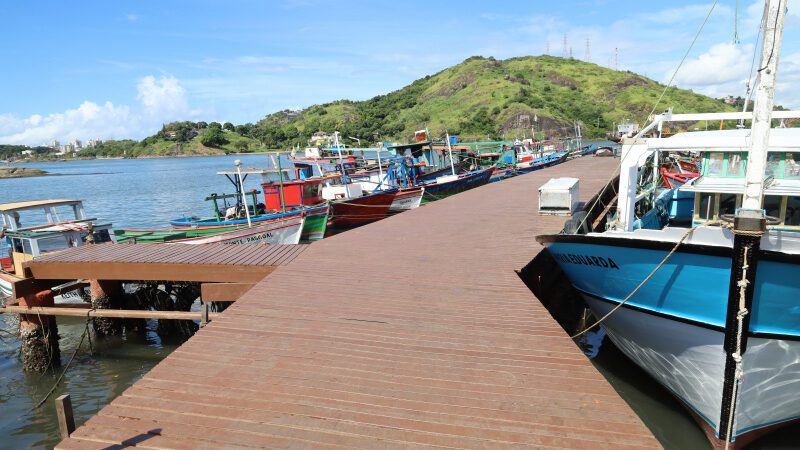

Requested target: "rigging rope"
[
  {"left": 643, "top": 0, "right": 719, "bottom": 125},
  {"left": 570, "top": 222, "right": 712, "bottom": 339}
]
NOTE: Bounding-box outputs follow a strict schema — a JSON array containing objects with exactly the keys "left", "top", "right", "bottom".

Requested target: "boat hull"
[
  {"left": 328, "top": 191, "right": 394, "bottom": 230},
  {"left": 420, "top": 168, "right": 493, "bottom": 202},
  {"left": 389, "top": 187, "right": 424, "bottom": 213},
  {"left": 301, "top": 205, "right": 329, "bottom": 241},
  {"left": 516, "top": 151, "right": 569, "bottom": 174},
  {"left": 540, "top": 233, "right": 800, "bottom": 446},
  {"left": 489, "top": 167, "right": 517, "bottom": 183},
  {"left": 171, "top": 215, "right": 304, "bottom": 245}
]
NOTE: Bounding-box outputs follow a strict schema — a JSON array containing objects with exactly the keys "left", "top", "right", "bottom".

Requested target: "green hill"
[
  {"left": 81, "top": 121, "right": 263, "bottom": 158},
  {"left": 254, "top": 55, "right": 735, "bottom": 146},
  {"left": 23, "top": 55, "right": 735, "bottom": 160}
]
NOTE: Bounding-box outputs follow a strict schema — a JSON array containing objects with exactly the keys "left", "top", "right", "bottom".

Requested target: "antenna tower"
[
  {"left": 562, "top": 34, "right": 568, "bottom": 57},
  {"left": 614, "top": 47, "right": 619, "bottom": 70},
  {"left": 584, "top": 38, "right": 591, "bottom": 62}
]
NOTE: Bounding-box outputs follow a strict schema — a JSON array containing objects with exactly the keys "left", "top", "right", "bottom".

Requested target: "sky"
[{"left": 1, "top": 0, "right": 799, "bottom": 145}]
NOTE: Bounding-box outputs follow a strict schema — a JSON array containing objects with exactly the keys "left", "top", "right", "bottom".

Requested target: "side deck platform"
[{"left": 57, "top": 157, "right": 660, "bottom": 449}]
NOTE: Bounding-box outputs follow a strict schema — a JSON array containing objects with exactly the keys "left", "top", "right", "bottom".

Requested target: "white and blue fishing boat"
[{"left": 538, "top": 3, "right": 799, "bottom": 447}]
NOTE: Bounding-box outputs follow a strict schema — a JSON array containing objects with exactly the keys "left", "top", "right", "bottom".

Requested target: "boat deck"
[{"left": 57, "top": 156, "right": 661, "bottom": 449}]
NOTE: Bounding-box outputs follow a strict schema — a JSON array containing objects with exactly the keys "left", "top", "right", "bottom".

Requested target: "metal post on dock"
[
  {"left": 55, "top": 394, "right": 75, "bottom": 438},
  {"left": 234, "top": 160, "right": 252, "bottom": 227}
]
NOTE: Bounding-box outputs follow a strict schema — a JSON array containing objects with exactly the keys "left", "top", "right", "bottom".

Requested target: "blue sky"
[{"left": 1, "top": 0, "right": 799, "bottom": 145}]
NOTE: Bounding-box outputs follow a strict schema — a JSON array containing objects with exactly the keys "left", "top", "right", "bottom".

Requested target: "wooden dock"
[{"left": 57, "top": 156, "right": 661, "bottom": 449}]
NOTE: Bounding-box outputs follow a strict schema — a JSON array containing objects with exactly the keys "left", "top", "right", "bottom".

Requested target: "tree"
[
  {"left": 208, "top": 121, "right": 222, "bottom": 130},
  {"left": 234, "top": 140, "right": 249, "bottom": 151},
  {"left": 196, "top": 121, "right": 208, "bottom": 129},
  {"left": 200, "top": 127, "right": 228, "bottom": 148},
  {"left": 223, "top": 122, "right": 234, "bottom": 131}
]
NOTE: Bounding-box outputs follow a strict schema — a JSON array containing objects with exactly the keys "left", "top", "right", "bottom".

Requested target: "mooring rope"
[
  {"left": 31, "top": 310, "right": 94, "bottom": 410},
  {"left": 571, "top": 222, "right": 711, "bottom": 339}
]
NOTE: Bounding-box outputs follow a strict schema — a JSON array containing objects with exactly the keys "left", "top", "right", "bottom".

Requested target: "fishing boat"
[
  {"left": 415, "top": 133, "right": 494, "bottom": 202},
  {"left": 168, "top": 164, "right": 329, "bottom": 242},
  {"left": 116, "top": 211, "right": 308, "bottom": 245},
  {"left": 538, "top": 4, "right": 798, "bottom": 447},
  {"left": 0, "top": 199, "right": 114, "bottom": 298},
  {"left": 418, "top": 167, "right": 494, "bottom": 201}
]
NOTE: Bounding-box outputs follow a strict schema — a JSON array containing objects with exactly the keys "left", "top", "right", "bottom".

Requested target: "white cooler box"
[{"left": 538, "top": 177, "right": 579, "bottom": 215}]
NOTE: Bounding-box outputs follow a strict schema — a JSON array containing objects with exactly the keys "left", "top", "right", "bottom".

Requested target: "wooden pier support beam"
[
  {"left": 18, "top": 289, "right": 61, "bottom": 372},
  {"left": 89, "top": 279, "right": 122, "bottom": 336},
  {"left": 55, "top": 394, "right": 75, "bottom": 439}
]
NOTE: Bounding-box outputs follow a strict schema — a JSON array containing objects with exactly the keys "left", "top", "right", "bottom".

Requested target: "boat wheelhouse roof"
[
  {"left": 644, "top": 126, "right": 800, "bottom": 151},
  {"left": 385, "top": 141, "right": 432, "bottom": 151},
  {"left": 0, "top": 199, "right": 82, "bottom": 212},
  {"left": 680, "top": 177, "right": 800, "bottom": 196},
  {"left": 216, "top": 168, "right": 294, "bottom": 175}
]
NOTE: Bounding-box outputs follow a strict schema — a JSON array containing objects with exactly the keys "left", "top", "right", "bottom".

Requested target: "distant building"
[
  {"left": 723, "top": 95, "right": 738, "bottom": 105},
  {"left": 86, "top": 139, "right": 102, "bottom": 148},
  {"left": 50, "top": 140, "right": 60, "bottom": 150},
  {"left": 71, "top": 139, "right": 82, "bottom": 149},
  {"left": 309, "top": 131, "right": 333, "bottom": 147},
  {"left": 164, "top": 130, "right": 178, "bottom": 139},
  {"left": 617, "top": 120, "right": 640, "bottom": 139}
]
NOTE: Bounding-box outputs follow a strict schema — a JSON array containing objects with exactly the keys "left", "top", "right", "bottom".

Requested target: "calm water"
[
  {"left": 0, "top": 155, "right": 798, "bottom": 448},
  {"left": 0, "top": 154, "right": 277, "bottom": 449}
]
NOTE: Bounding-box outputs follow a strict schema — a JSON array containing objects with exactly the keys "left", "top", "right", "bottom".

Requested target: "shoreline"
[{"left": 8, "top": 150, "right": 282, "bottom": 163}]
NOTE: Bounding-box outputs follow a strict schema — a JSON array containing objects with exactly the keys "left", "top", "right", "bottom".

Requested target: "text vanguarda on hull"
[{"left": 550, "top": 252, "right": 620, "bottom": 269}]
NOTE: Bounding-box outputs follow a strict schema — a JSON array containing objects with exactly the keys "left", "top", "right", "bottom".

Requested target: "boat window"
[
  {"left": 93, "top": 229, "right": 112, "bottom": 243},
  {"left": 786, "top": 196, "right": 800, "bottom": 226},
  {"left": 764, "top": 195, "right": 782, "bottom": 219},
  {"left": 707, "top": 152, "right": 724, "bottom": 176},
  {"left": 784, "top": 153, "right": 800, "bottom": 178},
  {"left": 766, "top": 153, "right": 781, "bottom": 177},
  {"left": 22, "top": 239, "right": 32, "bottom": 255},
  {"left": 727, "top": 153, "right": 744, "bottom": 176},
  {"left": 303, "top": 182, "right": 320, "bottom": 199},
  {"left": 719, "top": 194, "right": 737, "bottom": 217},
  {"left": 11, "top": 238, "right": 23, "bottom": 253},
  {"left": 37, "top": 235, "right": 68, "bottom": 254},
  {"left": 698, "top": 193, "right": 714, "bottom": 220}
]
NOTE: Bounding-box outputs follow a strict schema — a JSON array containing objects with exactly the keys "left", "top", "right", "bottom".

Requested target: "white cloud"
[
  {"left": 0, "top": 76, "right": 196, "bottom": 145},
  {"left": 136, "top": 75, "right": 189, "bottom": 118},
  {"left": 673, "top": 43, "right": 753, "bottom": 87}
]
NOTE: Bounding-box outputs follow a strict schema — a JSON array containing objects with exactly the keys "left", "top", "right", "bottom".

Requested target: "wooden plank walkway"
[
  {"left": 25, "top": 243, "right": 306, "bottom": 283},
  {"left": 57, "top": 156, "right": 661, "bottom": 449}
]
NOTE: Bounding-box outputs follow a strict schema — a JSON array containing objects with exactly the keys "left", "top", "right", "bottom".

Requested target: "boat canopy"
[{"left": 0, "top": 199, "right": 82, "bottom": 212}]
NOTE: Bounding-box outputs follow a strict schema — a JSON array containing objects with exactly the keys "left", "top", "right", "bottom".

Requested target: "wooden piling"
[
  {"left": 55, "top": 394, "right": 75, "bottom": 439},
  {"left": 18, "top": 289, "right": 60, "bottom": 372},
  {"left": 89, "top": 279, "right": 122, "bottom": 336}
]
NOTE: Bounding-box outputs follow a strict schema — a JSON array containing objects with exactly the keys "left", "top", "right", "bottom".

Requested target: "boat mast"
[
  {"left": 740, "top": 0, "right": 784, "bottom": 213},
  {"left": 445, "top": 132, "right": 456, "bottom": 176},
  {"left": 333, "top": 131, "right": 350, "bottom": 199},
  {"left": 720, "top": 0, "right": 785, "bottom": 444},
  {"left": 234, "top": 159, "right": 253, "bottom": 227}
]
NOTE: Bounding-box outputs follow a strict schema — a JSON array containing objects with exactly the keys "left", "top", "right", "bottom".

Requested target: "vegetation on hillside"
[
  {"left": 251, "top": 55, "right": 735, "bottom": 147},
  {"left": 2, "top": 55, "right": 741, "bottom": 159}
]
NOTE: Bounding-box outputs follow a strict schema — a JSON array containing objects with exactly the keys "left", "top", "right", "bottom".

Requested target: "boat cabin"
[
  {"left": 682, "top": 146, "right": 800, "bottom": 230},
  {"left": 0, "top": 199, "right": 114, "bottom": 275},
  {"left": 615, "top": 121, "right": 800, "bottom": 233}
]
